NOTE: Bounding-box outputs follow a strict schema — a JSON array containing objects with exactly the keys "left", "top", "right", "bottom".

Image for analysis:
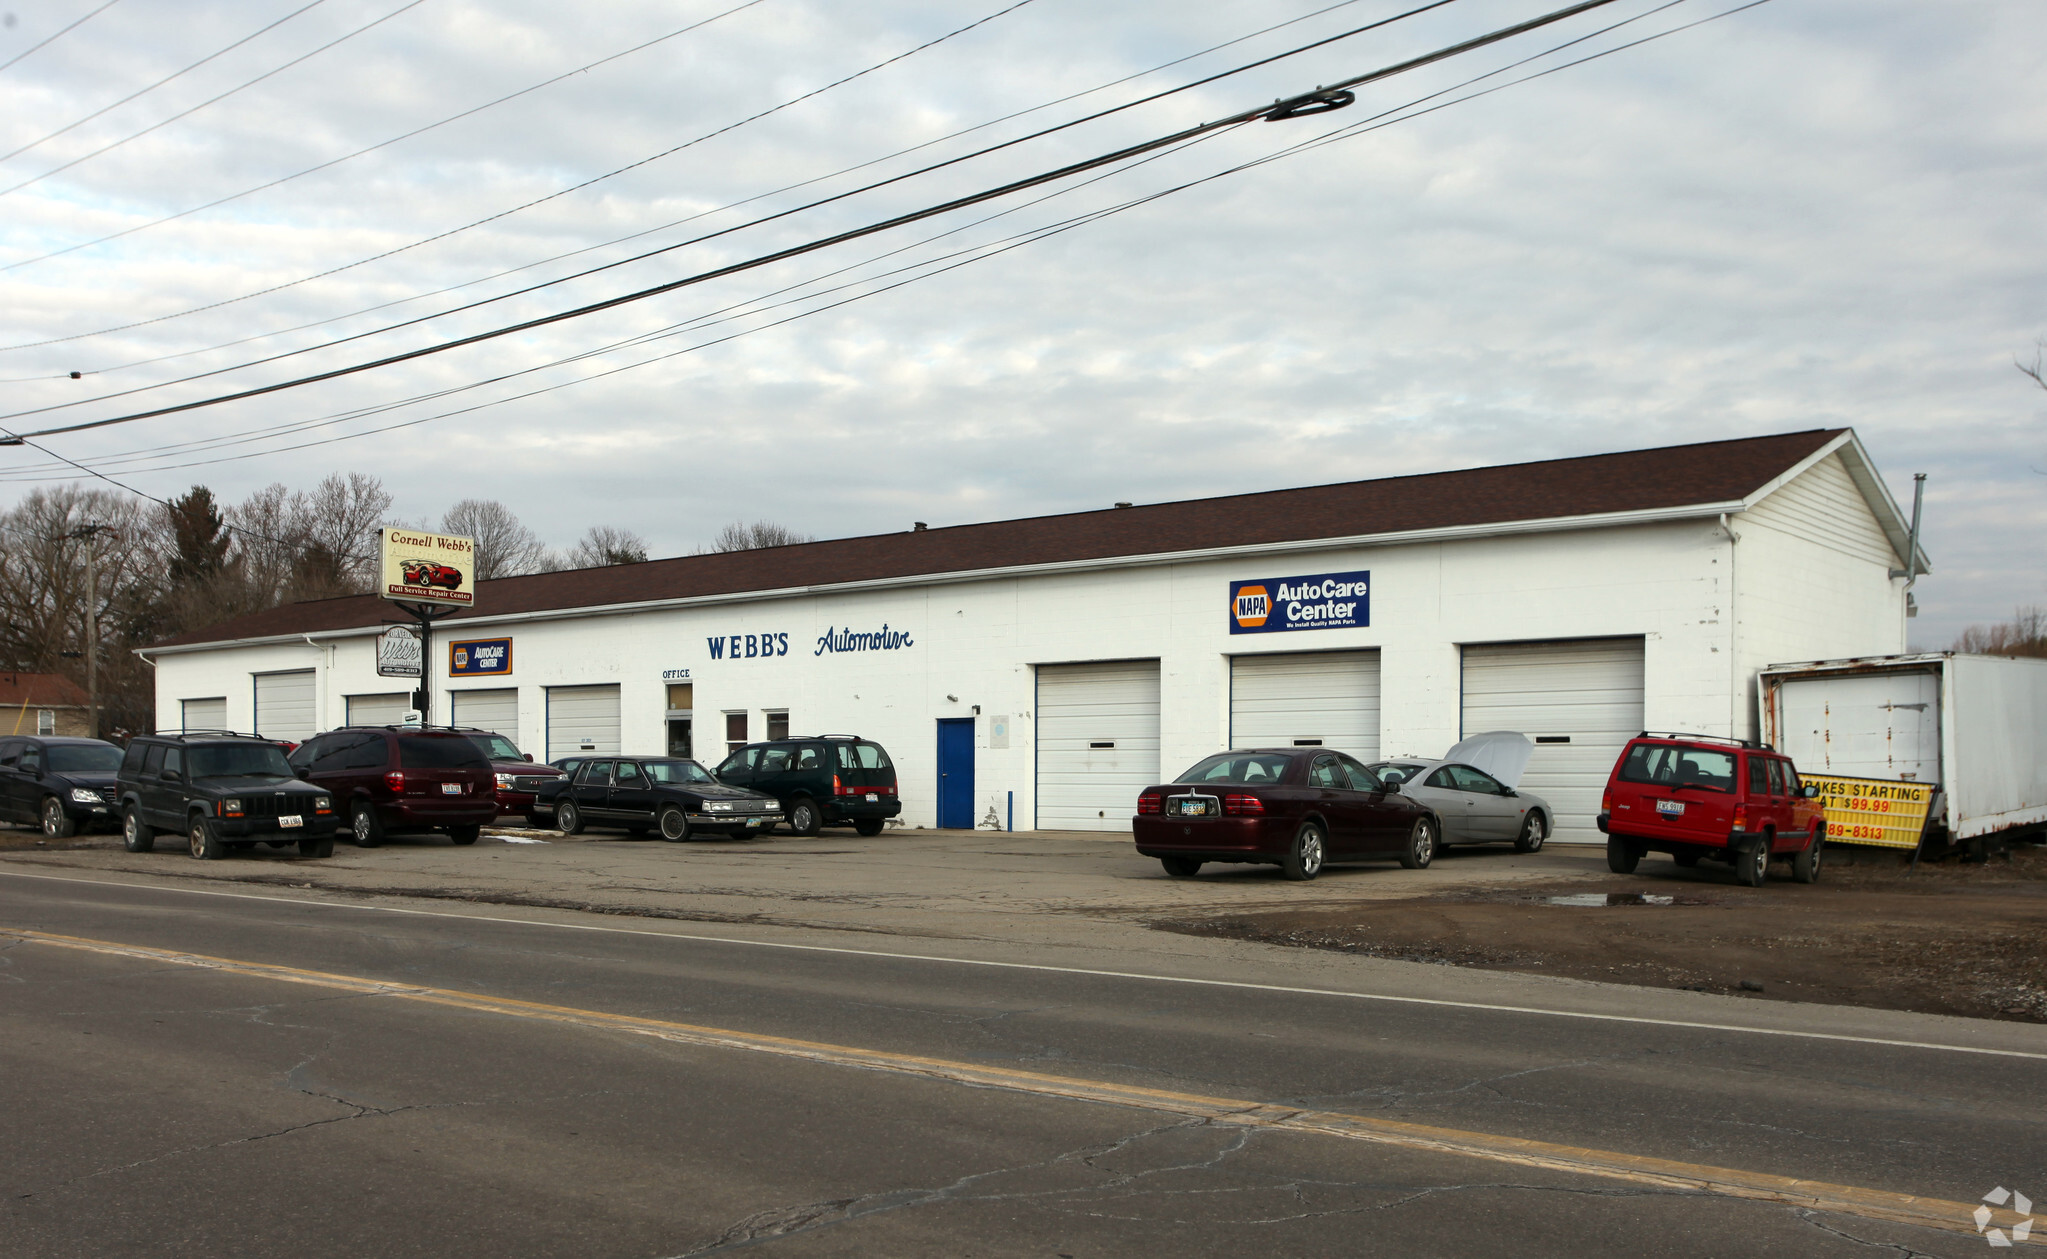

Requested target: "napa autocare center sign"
[
  {"left": 1229, "top": 570, "right": 1370, "bottom": 634},
  {"left": 1803, "top": 774, "right": 1938, "bottom": 849}
]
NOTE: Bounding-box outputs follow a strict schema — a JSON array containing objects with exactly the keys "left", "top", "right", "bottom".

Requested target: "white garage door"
[
  {"left": 253, "top": 670, "right": 317, "bottom": 743},
  {"left": 1775, "top": 671, "right": 1941, "bottom": 782},
  {"left": 1461, "top": 638, "right": 1645, "bottom": 845},
  {"left": 1037, "top": 660, "right": 1160, "bottom": 831},
  {"left": 181, "top": 697, "right": 226, "bottom": 733},
  {"left": 451, "top": 689, "right": 520, "bottom": 741},
  {"left": 546, "top": 685, "right": 620, "bottom": 760},
  {"left": 1231, "top": 650, "right": 1380, "bottom": 761},
  {"left": 346, "top": 692, "right": 411, "bottom": 727}
]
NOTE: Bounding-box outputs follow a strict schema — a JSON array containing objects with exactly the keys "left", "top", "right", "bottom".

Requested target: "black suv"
[
  {"left": 117, "top": 732, "right": 339, "bottom": 860},
  {"left": 715, "top": 735, "right": 900, "bottom": 836},
  {"left": 0, "top": 735, "right": 125, "bottom": 837}
]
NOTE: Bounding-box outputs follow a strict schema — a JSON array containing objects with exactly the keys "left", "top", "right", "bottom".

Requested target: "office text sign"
[{"left": 1229, "top": 570, "right": 1369, "bottom": 634}]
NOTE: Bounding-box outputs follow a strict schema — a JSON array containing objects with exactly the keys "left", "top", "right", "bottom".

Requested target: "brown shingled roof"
[
  {"left": 153, "top": 428, "right": 1846, "bottom": 649},
  {"left": 0, "top": 672, "right": 90, "bottom": 708}
]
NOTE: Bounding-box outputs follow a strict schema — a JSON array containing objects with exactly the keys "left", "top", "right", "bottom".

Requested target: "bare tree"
[
  {"left": 442, "top": 499, "right": 553, "bottom": 580},
  {"left": 0, "top": 487, "right": 156, "bottom": 734},
  {"left": 567, "top": 526, "right": 649, "bottom": 568},
  {"left": 1953, "top": 607, "right": 2047, "bottom": 658},
  {"left": 699, "top": 520, "right": 815, "bottom": 553}
]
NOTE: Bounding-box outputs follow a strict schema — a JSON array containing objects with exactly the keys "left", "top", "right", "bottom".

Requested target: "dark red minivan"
[
  {"left": 289, "top": 727, "right": 498, "bottom": 847},
  {"left": 1597, "top": 733, "right": 1826, "bottom": 886}
]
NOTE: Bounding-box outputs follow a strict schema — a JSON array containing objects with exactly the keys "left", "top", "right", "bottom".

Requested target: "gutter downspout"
[
  {"left": 1719, "top": 513, "right": 1742, "bottom": 740},
  {"left": 303, "top": 635, "right": 333, "bottom": 732},
  {"left": 1889, "top": 473, "right": 1927, "bottom": 626}
]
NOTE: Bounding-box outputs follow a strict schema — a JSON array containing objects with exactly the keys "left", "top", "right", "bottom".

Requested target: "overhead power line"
[
  {"left": 0, "top": 0, "right": 433, "bottom": 203},
  {"left": 0, "top": 0, "right": 126, "bottom": 75},
  {"left": 1, "top": 0, "right": 1622, "bottom": 438},
  {"left": 0, "top": 0, "right": 1386, "bottom": 364},
  {"left": 0, "top": 0, "right": 332, "bottom": 165}
]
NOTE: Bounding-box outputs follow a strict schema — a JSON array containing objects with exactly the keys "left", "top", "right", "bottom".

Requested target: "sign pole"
[{"left": 376, "top": 526, "right": 477, "bottom": 725}]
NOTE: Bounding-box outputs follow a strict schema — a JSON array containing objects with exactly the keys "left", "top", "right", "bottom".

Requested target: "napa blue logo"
[{"left": 1228, "top": 569, "right": 1369, "bottom": 634}]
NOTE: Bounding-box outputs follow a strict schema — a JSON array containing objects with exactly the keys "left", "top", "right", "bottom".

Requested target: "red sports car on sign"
[{"left": 402, "top": 561, "right": 463, "bottom": 589}]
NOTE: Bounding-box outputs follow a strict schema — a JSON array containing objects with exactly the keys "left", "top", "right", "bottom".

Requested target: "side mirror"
[
  {"left": 162, "top": 770, "right": 181, "bottom": 783},
  {"left": 1501, "top": 787, "right": 1518, "bottom": 797},
  {"left": 523, "top": 753, "right": 534, "bottom": 762},
  {"left": 1803, "top": 785, "right": 1820, "bottom": 799}
]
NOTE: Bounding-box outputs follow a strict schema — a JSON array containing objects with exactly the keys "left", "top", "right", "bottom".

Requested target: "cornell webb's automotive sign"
[
  {"left": 1229, "top": 569, "right": 1370, "bottom": 635},
  {"left": 379, "top": 528, "right": 476, "bottom": 607}
]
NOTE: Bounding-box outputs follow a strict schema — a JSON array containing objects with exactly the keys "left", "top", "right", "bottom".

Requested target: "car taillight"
[
  {"left": 1601, "top": 788, "right": 1612, "bottom": 811},
  {"left": 1137, "top": 792, "right": 1162, "bottom": 814},
  {"left": 1731, "top": 803, "right": 1748, "bottom": 831},
  {"left": 1223, "top": 793, "right": 1265, "bottom": 815},
  {"left": 385, "top": 770, "right": 406, "bottom": 793}
]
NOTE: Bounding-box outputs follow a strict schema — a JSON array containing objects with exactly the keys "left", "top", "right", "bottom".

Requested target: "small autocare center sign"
[{"left": 1230, "top": 569, "right": 1370, "bottom": 634}]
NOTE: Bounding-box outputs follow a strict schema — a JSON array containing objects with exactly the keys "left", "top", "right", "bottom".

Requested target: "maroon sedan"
[{"left": 1133, "top": 748, "right": 1442, "bottom": 880}]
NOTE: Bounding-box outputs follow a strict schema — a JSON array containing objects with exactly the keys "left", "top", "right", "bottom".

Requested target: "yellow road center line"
[{"left": 6, "top": 927, "right": 2005, "bottom": 1241}]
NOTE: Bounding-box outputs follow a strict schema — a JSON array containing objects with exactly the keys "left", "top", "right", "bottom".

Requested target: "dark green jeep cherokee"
[
  {"left": 117, "top": 732, "right": 339, "bottom": 859},
  {"left": 715, "top": 735, "right": 900, "bottom": 836}
]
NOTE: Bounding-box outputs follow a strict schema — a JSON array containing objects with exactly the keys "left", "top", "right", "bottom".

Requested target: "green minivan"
[{"left": 715, "top": 735, "right": 901, "bottom": 836}]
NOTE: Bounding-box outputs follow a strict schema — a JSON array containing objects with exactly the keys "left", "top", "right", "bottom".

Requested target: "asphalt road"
[{"left": 2, "top": 871, "right": 2041, "bottom": 1257}]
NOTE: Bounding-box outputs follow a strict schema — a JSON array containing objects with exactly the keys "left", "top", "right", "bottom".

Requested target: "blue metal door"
[{"left": 936, "top": 718, "right": 976, "bottom": 829}]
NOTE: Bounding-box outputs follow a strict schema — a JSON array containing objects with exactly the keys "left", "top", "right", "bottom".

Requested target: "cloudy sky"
[{"left": 0, "top": 0, "right": 2038, "bottom": 645}]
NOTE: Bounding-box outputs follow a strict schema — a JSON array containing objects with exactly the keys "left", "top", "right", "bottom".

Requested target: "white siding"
[
  {"left": 451, "top": 689, "right": 519, "bottom": 740},
  {"left": 546, "top": 685, "right": 620, "bottom": 760},
  {"left": 1037, "top": 661, "right": 1160, "bottom": 831},
  {"left": 180, "top": 697, "right": 226, "bottom": 733},
  {"left": 345, "top": 692, "right": 411, "bottom": 727},
  {"left": 1462, "top": 638, "right": 1645, "bottom": 844},
  {"left": 1230, "top": 650, "right": 1380, "bottom": 761},
  {"left": 252, "top": 670, "right": 316, "bottom": 742},
  {"left": 1742, "top": 452, "right": 1897, "bottom": 567}
]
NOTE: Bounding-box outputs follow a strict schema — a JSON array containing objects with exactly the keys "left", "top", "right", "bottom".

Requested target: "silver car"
[{"left": 1368, "top": 759, "right": 1552, "bottom": 852}]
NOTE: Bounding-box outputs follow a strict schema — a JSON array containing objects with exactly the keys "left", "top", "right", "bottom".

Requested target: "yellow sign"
[
  {"left": 1803, "top": 774, "right": 1937, "bottom": 849},
  {"left": 379, "top": 528, "right": 476, "bottom": 607}
]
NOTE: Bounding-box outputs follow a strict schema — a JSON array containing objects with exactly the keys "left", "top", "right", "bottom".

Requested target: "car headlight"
[
  {"left": 708, "top": 801, "right": 734, "bottom": 812},
  {"left": 495, "top": 773, "right": 515, "bottom": 789},
  {"left": 68, "top": 787, "right": 103, "bottom": 804},
  {"left": 315, "top": 796, "right": 333, "bottom": 814},
  {"left": 220, "top": 798, "right": 243, "bottom": 817}
]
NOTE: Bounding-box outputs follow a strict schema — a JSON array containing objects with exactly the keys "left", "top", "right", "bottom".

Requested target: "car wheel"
[
  {"left": 1283, "top": 823, "right": 1326, "bottom": 881},
  {"left": 1606, "top": 835, "right": 1642, "bottom": 874},
  {"left": 447, "top": 824, "right": 480, "bottom": 846},
  {"left": 788, "top": 798, "right": 822, "bottom": 837},
  {"left": 351, "top": 802, "right": 383, "bottom": 848},
  {"left": 1513, "top": 812, "right": 1546, "bottom": 854},
  {"left": 298, "top": 835, "right": 335, "bottom": 858},
  {"left": 40, "top": 796, "right": 76, "bottom": 839},
  {"left": 1792, "top": 830, "right": 1823, "bottom": 884},
  {"left": 1399, "top": 817, "right": 1438, "bottom": 870},
  {"left": 556, "top": 800, "right": 585, "bottom": 835},
  {"left": 854, "top": 818, "right": 884, "bottom": 837},
  {"left": 122, "top": 806, "right": 155, "bottom": 854},
  {"left": 1160, "top": 856, "right": 1202, "bottom": 877},
  {"left": 657, "top": 806, "right": 690, "bottom": 842},
  {"left": 188, "top": 816, "right": 224, "bottom": 861},
  {"left": 1736, "top": 838, "right": 1770, "bottom": 887}
]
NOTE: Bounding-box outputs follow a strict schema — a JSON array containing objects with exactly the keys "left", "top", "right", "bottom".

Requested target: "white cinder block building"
[{"left": 143, "top": 429, "right": 1924, "bottom": 842}]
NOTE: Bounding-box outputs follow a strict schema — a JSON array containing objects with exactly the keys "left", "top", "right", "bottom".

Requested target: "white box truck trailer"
[{"left": 1758, "top": 653, "right": 2047, "bottom": 848}]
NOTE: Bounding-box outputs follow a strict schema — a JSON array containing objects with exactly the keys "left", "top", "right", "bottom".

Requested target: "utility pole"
[{"left": 64, "top": 524, "right": 112, "bottom": 739}]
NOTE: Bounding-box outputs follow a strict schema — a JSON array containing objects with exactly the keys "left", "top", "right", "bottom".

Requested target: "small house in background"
[{"left": 0, "top": 672, "right": 92, "bottom": 738}]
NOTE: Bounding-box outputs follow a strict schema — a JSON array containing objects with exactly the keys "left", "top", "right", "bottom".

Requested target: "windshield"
[
  {"left": 188, "top": 744, "right": 294, "bottom": 780},
  {"left": 1368, "top": 762, "right": 1429, "bottom": 786},
  {"left": 642, "top": 759, "right": 716, "bottom": 785},
  {"left": 48, "top": 744, "right": 123, "bottom": 774},
  {"left": 398, "top": 735, "right": 490, "bottom": 769},
  {"left": 469, "top": 733, "right": 522, "bottom": 761},
  {"left": 1619, "top": 743, "right": 1736, "bottom": 791},
  {"left": 1177, "top": 752, "right": 1292, "bottom": 785}
]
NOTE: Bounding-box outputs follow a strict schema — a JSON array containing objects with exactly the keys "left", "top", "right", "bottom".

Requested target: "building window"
[
  {"left": 725, "top": 711, "right": 747, "bottom": 755},
  {"left": 36, "top": 709, "right": 54, "bottom": 736},
  {"left": 765, "top": 710, "right": 789, "bottom": 741}
]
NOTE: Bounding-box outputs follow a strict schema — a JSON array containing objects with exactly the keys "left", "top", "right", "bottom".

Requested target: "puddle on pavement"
[{"left": 1545, "top": 892, "right": 1709, "bottom": 907}]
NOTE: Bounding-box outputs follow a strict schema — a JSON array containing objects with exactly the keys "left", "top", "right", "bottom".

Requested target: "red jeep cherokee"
[{"left": 1597, "top": 733, "right": 1826, "bottom": 887}]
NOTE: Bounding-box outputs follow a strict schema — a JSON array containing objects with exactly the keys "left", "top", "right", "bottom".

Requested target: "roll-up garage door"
[
  {"left": 1231, "top": 650, "right": 1380, "bottom": 760},
  {"left": 253, "top": 670, "right": 316, "bottom": 743},
  {"left": 345, "top": 692, "right": 410, "bottom": 727},
  {"left": 181, "top": 697, "right": 226, "bottom": 733},
  {"left": 1036, "top": 660, "right": 1160, "bottom": 831},
  {"left": 546, "top": 685, "right": 620, "bottom": 760},
  {"left": 451, "top": 689, "right": 520, "bottom": 741},
  {"left": 1461, "top": 638, "right": 1644, "bottom": 845}
]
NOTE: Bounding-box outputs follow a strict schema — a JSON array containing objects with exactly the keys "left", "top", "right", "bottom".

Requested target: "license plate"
[
  {"left": 746, "top": 817, "right": 764, "bottom": 827},
  {"left": 865, "top": 793, "right": 878, "bottom": 802},
  {"left": 442, "top": 783, "right": 462, "bottom": 795},
  {"left": 1173, "top": 799, "right": 1211, "bottom": 817},
  {"left": 1655, "top": 800, "right": 1684, "bottom": 817},
  {"left": 279, "top": 815, "right": 303, "bottom": 828}
]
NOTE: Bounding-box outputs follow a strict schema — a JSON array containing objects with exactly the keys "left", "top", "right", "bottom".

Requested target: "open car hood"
[{"left": 1443, "top": 731, "right": 1534, "bottom": 788}]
